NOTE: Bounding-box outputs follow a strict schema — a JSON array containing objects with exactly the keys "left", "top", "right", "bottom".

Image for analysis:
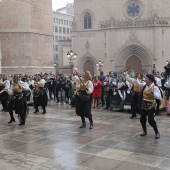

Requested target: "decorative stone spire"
[{"left": 85, "top": 41, "right": 90, "bottom": 51}]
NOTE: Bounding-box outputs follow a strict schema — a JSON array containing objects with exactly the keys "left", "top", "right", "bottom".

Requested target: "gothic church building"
[{"left": 72, "top": 0, "right": 170, "bottom": 75}]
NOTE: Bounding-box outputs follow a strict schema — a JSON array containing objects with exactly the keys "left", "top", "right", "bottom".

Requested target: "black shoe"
[
  {"left": 140, "top": 131, "right": 147, "bottom": 136},
  {"left": 130, "top": 115, "right": 137, "bottom": 119},
  {"left": 1, "top": 109, "right": 4, "bottom": 111},
  {"left": 8, "top": 118, "right": 15, "bottom": 124},
  {"left": 89, "top": 124, "right": 93, "bottom": 129},
  {"left": 80, "top": 123, "right": 86, "bottom": 128},
  {"left": 155, "top": 132, "right": 160, "bottom": 139},
  {"left": 104, "top": 107, "right": 109, "bottom": 110},
  {"left": 109, "top": 107, "right": 113, "bottom": 111},
  {"left": 19, "top": 122, "right": 25, "bottom": 126},
  {"left": 34, "top": 110, "right": 39, "bottom": 113},
  {"left": 42, "top": 111, "right": 46, "bottom": 114}
]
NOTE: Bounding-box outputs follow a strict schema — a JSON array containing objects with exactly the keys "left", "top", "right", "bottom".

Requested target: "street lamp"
[
  {"left": 53, "top": 63, "right": 56, "bottom": 74},
  {"left": 152, "top": 64, "right": 156, "bottom": 74},
  {"left": 96, "top": 61, "right": 104, "bottom": 75},
  {"left": 67, "top": 50, "right": 77, "bottom": 73}
]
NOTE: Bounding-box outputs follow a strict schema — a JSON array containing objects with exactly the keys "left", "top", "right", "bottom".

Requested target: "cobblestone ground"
[{"left": 0, "top": 101, "right": 169, "bottom": 170}]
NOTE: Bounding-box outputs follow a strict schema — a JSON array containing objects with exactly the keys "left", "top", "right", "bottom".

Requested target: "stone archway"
[
  {"left": 114, "top": 44, "right": 152, "bottom": 73},
  {"left": 126, "top": 56, "right": 142, "bottom": 74},
  {"left": 84, "top": 60, "right": 94, "bottom": 76},
  {"left": 77, "top": 52, "right": 97, "bottom": 75}
]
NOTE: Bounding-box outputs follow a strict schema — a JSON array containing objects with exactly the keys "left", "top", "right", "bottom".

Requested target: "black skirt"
[
  {"left": 76, "top": 96, "right": 92, "bottom": 118},
  {"left": 7, "top": 92, "right": 27, "bottom": 114},
  {"left": 34, "top": 88, "right": 48, "bottom": 107},
  {"left": 23, "top": 90, "right": 31, "bottom": 103},
  {"left": 110, "top": 90, "right": 124, "bottom": 110},
  {"left": 124, "top": 91, "right": 132, "bottom": 105},
  {"left": 0, "top": 91, "right": 9, "bottom": 102}
]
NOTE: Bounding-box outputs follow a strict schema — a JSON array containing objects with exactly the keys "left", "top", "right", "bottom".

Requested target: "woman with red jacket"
[{"left": 92, "top": 76, "right": 102, "bottom": 109}]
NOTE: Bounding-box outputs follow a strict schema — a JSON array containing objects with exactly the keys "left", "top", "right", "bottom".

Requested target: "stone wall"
[{"left": 0, "top": 0, "right": 54, "bottom": 74}]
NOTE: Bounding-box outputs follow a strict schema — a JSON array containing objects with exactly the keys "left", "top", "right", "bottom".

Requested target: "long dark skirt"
[
  {"left": 23, "top": 90, "right": 31, "bottom": 104},
  {"left": 131, "top": 93, "right": 142, "bottom": 115},
  {"left": 124, "top": 92, "right": 132, "bottom": 106},
  {"left": 110, "top": 90, "right": 124, "bottom": 110},
  {"left": 34, "top": 88, "right": 48, "bottom": 107},
  {"left": 7, "top": 93, "right": 28, "bottom": 123},
  {"left": 0, "top": 91, "right": 9, "bottom": 102},
  {"left": 76, "top": 96, "right": 92, "bottom": 118},
  {"left": 0, "top": 91, "right": 9, "bottom": 110}
]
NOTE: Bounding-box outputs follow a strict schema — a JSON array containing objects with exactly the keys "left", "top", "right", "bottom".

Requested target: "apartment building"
[{"left": 53, "top": 10, "right": 73, "bottom": 73}]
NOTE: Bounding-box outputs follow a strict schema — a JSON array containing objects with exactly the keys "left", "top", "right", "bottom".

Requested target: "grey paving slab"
[{"left": 0, "top": 101, "right": 168, "bottom": 170}]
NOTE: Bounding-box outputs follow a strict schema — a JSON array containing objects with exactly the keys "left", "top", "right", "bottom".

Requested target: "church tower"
[{"left": 0, "top": 0, "right": 53, "bottom": 74}]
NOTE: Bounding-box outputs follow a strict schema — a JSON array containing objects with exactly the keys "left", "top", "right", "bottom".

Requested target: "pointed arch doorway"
[
  {"left": 126, "top": 56, "right": 142, "bottom": 74},
  {"left": 84, "top": 60, "right": 94, "bottom": 76}
]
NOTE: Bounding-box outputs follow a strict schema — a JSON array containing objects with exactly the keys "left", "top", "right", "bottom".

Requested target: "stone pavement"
[{"left": 0, "top": 102, "right": 169, "bottom": 170}]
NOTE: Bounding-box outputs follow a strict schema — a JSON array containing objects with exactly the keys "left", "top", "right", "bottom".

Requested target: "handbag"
[{"left": 78, "top": 90, "right": 90, "bottom": 101}]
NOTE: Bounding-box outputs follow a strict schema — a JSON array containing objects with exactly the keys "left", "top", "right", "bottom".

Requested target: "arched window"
[{"left": 84, "top": 12, "right": 91, "bottom": 29}]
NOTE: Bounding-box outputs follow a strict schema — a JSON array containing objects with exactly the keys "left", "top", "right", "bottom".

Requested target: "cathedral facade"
[
  {"left": 0, "top": 0, "right": 54, "bottom": 74},
  {"left": 72, "top": 0, "right": 170, "bottom": 75}
]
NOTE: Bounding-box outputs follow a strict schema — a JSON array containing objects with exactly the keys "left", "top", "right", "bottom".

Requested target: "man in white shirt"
[{"left": 136, "top": 74, "right": 161, "bottom": 139}]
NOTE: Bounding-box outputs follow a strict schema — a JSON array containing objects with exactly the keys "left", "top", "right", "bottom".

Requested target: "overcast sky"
[{"left": 52, "top": 0, "right": 74, "bottom": 11}]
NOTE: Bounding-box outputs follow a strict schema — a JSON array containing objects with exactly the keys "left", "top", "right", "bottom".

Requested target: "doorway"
[
  {"left": 84, "top": 60, "right": 94, "bottom": 76},
  {"left": 126, "top": 56, "right": 142, "bottom": 74}
]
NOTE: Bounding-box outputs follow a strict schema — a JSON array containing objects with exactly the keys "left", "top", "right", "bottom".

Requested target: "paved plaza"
[{"left": 0, "top": 102, "right": 169, "bottom": 169}]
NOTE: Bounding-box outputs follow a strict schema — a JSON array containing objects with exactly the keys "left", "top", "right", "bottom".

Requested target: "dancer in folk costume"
[
  {"left": 135, "top": 74, "right": 161, "bottom": 139},
  {"left": 124, "top": 80, "right": 133, "bottom": 107},
  {"left": 28, "top": 76, "right": 35, "bottom": 104},
  {"left": 164, "top": 77, "right": 170, "bottom": 114},
  {"left": 7, "top": 74, "right": 29, "bottom": 125},
  {"left": 20, "top": 77, "right": 31, "bottom": 104},
  {"left": 110, "top": 76, "right": 126, "bottom": 111},
  {"left": 34, "top": 74, "right": 48, "bottom": 114},
  {"left": 72, "top": 70, "right": 94, "bottom": 129},
  {"left": 153, "top": 73, "right": 164, "bottom": 115},
  {"left": 0, "top": 74, "right": 10, "bottom": 112},
  {"left": 124, "top": 72, "right": 144, "bottom": 118}
]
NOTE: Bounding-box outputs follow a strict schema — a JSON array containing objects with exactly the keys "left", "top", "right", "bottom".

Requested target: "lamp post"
[
  {"left": 54, "top": 63, "right": 56, "bottom": 74},
  {"left": 152, "top": 64, "right": 156, "bottom": 74},
  {"left": 96, "top": 61, "right": 104, "bottom": 75},
  {"left": 67, "top": 50, "right": 77, "bottom": 74}
]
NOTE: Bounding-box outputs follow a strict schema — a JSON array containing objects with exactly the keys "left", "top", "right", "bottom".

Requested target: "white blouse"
[{"left": 72, "top": 75, "right": 94, "bottom": 94}]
